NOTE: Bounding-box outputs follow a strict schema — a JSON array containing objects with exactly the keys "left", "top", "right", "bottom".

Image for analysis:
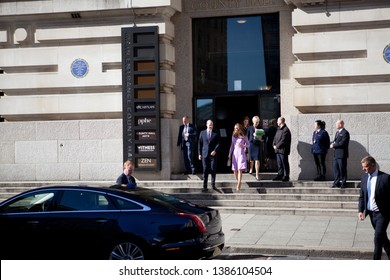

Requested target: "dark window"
[
  {"left": 110, "top": 196, "right": 144, "bottom": 210},
  {"left": 57, "top": 190, "right": 111, "bottom": 211},
  {"left": 193, "top": 14, "right": 280, "bottom": 95}
]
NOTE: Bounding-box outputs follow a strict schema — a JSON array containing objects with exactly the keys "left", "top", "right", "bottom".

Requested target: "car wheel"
[{"left": 109, "top": 241, "right": 145, "bottom": 260}]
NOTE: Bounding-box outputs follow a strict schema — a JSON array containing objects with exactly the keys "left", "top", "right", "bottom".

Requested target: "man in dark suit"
[
  {"left": 177, "top": 115, "right": 197, "bottom": 175},
  {"left": 330, "top": 119, "right": 350, "bottom": 188},
  {"left": 115, "top": 160, "right": 137, "bottom": 188},
  {"left": 272, "top": 117, "right": 292, "bottom": 182},
  {"left": 358, "top": 156, "right": 390, "bottom": 260},
  {"left": 198, "top": 120, "right": 220, "bottom": 192}
]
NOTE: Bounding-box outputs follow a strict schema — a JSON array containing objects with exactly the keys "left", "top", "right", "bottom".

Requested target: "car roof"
[{"left": 0, "top": 184, "right": 154, "bottom": 203}]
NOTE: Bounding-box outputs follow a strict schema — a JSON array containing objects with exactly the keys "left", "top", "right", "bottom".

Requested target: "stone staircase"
[{"left": 0, "top": 173, "right": 361, "bottom": 216}]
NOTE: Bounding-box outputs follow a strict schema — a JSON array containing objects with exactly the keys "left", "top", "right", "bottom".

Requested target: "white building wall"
[
  {"left": 0, "top": 0, "right": 181, "bottom": 181},
  {"left": 291, "top": 2, "right": 390, "bottom": 113},
  {"left": 288, "top": 0, "right": 390, "bottom": 180},
  {"left": 0, "top": 119, "right": 123, "bottom": 181}
]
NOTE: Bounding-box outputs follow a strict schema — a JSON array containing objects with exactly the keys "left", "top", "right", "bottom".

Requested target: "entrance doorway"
[
  {"left": 192, "top": 13, "right": 280, "bottom": 173},
  {"left": 195, "top": 94, "right": 280, "bottom": 173},
  {"left": 214, "top": 95, "right": 258, "bottom": 173}
]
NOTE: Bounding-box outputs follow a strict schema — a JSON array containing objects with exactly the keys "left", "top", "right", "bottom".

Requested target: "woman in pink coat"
[{"left": 228, "top": 123, "right": 250, "bottom": 191}]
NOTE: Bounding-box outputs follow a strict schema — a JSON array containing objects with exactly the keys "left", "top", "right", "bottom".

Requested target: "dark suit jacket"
[
  {"left": 272, "top": 124, "right": 291, "bottom": 155},
  {"left": 311, "top": 129, "right": 330, "bottom": 155},
  {"left": 358, "top": 170, "right": 390, "bottom": 218},
  {"left": 332, "top": 128, "right": 350, "bottom": 159},
  {"left": 198, "top": 129, "right": 220, "bottom": 158},
  {"left": 177, "top": 123, "right": 197, "bottom": 149},
  {"left": 116, "top": 173, "right": 136, "bottom": 187}
]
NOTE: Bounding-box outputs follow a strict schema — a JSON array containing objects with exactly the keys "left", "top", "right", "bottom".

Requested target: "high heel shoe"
[
  {"left": 249, "top": 169, "right": 253, "bottom": 174},
  {"left": 256, "top": 175, "right": 260, "bottom": 181}
]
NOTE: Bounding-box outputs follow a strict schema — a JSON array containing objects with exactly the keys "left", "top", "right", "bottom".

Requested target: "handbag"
[{"left": 227, "top": 157, "right": 231, "bottom": 166}]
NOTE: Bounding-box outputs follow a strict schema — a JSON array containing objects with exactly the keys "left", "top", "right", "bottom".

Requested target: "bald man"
[{"left": 330, "top": 120, "right": 350, "bottom": 188}]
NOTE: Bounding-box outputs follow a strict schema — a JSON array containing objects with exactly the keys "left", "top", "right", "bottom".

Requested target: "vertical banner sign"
[{"left": 121, "top": 26, "right": 161, "bottom": 170}]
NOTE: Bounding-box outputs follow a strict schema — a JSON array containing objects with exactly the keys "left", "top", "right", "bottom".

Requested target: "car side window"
[
  {"left": 110, "top": 196, "right": 144, "bottom": 210},
  {"left": 0, "top": 191, "right": 55, "bottom": 213},
  {"left": 57, "top": 190, "right": 112, "bottom": 211}
]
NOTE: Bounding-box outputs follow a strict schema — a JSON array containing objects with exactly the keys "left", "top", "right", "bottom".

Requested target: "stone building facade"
[{"left": 0, "top": 0, "right": 389, "bottom": 182}]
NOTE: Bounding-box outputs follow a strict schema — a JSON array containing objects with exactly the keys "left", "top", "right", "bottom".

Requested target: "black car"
[{"left": 0, "top": 185, "right": 224, "bottom": 260}]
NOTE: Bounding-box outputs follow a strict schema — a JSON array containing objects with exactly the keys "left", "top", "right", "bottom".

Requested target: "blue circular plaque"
[
  {"left": 383, "top": 44, "right": 390, "bottom": 64},
  {"left": 71, "top": 58, "right": 89, "bottom": 78}
]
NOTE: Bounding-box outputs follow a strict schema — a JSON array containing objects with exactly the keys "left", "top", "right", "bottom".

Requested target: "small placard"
[
  {"left": 136, "top": 157, "right": 157, "bottom": 168},
  {"left": 135, "top": 103, "right": 156, "bottom": 112},
  {"left": 136, "top": 144, "right": 156, "bottom": 153},
  {"left": 136, "top": 117, "right": 156, "bottom": 126},
  {"left": 71, "top": 58, "right": 89, "bottom": 78},
  {"left": 136, "top": 131, "right": 156, "bottom": 140}
]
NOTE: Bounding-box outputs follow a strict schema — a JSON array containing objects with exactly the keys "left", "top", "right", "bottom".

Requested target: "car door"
[{"left": 45, "top": 189, "right": 120, "bottom": 259}]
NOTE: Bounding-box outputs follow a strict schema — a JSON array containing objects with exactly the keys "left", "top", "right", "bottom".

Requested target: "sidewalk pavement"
[{"left": 220, "top": 213, "right": 377, "bottom": 259}]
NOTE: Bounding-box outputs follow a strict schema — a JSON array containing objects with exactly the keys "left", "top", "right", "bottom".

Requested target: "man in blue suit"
[
  {"left": 198, "top": 120, "right": 220, "bottom": 192},
  {"left": 177, "top": 115, "right": 197, "bottom": 175},
  {"left": 358, "top": 156, "right": 390, "bottom": 260},
  {"left": 330, "top": 119, "right": 350, "bottom": 188}
]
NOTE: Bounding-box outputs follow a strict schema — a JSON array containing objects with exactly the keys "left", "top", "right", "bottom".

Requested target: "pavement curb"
[{"left": 223, "top": 245, "right": 373, "bottom": 260}]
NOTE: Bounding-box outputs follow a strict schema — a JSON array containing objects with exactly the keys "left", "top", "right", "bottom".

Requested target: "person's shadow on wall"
[{"left": 297, "top": 140, "right": 368, "bottom": 181}]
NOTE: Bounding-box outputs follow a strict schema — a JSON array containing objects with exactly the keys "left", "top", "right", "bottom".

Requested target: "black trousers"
[
  {"left": 313, "top": 153, "right": 326, "bottom": 176},
  {"left": 276, "top": 153, "right": 289, "bottom": 177},
  {"left": 202, "top": 156, "right": 217, "bottom": 188},
  {"left": 333, "top": 157, "right": 347, "bottom": 186},
  {"left": 368, "top": 211, "right": 390, "bottom": 260}
]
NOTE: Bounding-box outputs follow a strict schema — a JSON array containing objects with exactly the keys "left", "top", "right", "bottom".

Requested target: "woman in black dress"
[{"left": 246, "top": 115, "right": 262, "bottom": 180}]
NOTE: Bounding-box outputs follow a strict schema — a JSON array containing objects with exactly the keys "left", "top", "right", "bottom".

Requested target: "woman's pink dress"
[{"left": 229, "top": 135, "right": 250, "bottom": 171}]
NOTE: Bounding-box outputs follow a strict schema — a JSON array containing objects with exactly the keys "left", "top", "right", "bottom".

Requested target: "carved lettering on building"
[{"left": 187, "top": 0, "right": 276, "bottom": 10}]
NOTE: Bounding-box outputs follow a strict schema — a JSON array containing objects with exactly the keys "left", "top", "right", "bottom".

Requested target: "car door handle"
[{"left": 96, "top": 219, "right": 108, "bottom": 223}]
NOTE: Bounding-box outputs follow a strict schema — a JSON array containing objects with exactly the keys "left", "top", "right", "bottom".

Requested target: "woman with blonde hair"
[
  {"left": 246, "top": 116, "right": 262, "bottom": 180},
  {"left": 228, "top": 123, "right": 250, "bottom": 191}
]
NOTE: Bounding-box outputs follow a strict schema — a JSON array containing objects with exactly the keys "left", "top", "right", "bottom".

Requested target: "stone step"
[
  {"left": 188, "top": 199, "right": 357, "bottom": 209},
  {"left": 172, "top": 192, "right": 358, "bottom": 202},
  {"left": 210, "top": 206, "right": 357, "bottom": 216},
  {"left": 148, "top": 186, "right": 359, "bottom": 194},
  {"left": 171, "top": 173, "right": 278, "bottom": 181},
  {"left": 0, "top": 179, "right": 360, "bottom": 188}
]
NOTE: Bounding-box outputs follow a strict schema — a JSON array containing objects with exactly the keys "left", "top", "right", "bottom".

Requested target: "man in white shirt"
[{"left": 358, "top": 156, "right": 390, "bottom": 260}]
